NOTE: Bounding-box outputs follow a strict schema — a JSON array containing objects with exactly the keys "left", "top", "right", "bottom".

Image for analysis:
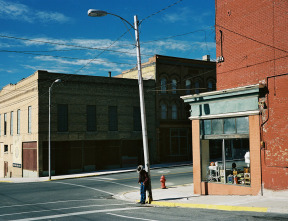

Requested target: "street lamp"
[
  {"left": 88, "top": 9, "right": 152, "bottom": 201},
  {"left": 48, "top": 79, "right": 61, "bottom": 180}
]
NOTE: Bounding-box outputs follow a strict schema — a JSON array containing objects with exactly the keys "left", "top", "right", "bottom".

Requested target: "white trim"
[{"left": 189, "top": 110, "right": 260, "bottom": 120}]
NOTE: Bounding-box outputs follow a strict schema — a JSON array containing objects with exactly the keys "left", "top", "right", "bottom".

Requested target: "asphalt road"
[{"left": 0, "top": 165, "right": 287, "bottom": 220}]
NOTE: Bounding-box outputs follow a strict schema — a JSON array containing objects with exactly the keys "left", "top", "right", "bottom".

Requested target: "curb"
[{"left": 150, "top": 201, "right": 268, "bottom": 213}]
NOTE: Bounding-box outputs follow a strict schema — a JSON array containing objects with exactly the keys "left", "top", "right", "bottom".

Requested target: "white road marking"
[
  {"left": 54, "top": 181, "right": 114, "bottom": 195},
  {"left": 93, "top": 177, "right": 116, "bottom": 180},
  {"left": 84, "top": 178, "right": 138, "bottom": 189},
  {"left": 107, "top": 212, "right": 159, "bottom": 221},
  {"left": 0, "top": 199, "right": 106, "bottom": 209},
  {"left": 10, "top": 207, "right": 143, "bottom": 221},
  {"left": 0, "top": 203, "right": 135, "bottom": 217},
  {"left": 156, "top": 170, "right": 170, "bottom": 174}
]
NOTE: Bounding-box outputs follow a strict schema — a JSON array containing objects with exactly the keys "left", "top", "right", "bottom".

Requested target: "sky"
[{"left": 0, "top": 0, "right": 216, "bottom": 89}]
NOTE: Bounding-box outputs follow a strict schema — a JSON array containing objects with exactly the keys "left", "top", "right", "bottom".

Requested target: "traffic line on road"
[
  {"left": 84, "top": 178, "right": 139, "bottom": 189},
  {"left": 54, "top": 181, "right": 114, "bottom": 195},
  {"left": 9, "top": 207, "right": 144, "bottom": 221},
  {"left": 150, "top": 201, "right": 268, "bottom": 213},
  {"left": 0, "top": 202, "right": 135, "bottom": 218},
  {"left": 106, "top": 212, "right": 158, "bottom": 221}
]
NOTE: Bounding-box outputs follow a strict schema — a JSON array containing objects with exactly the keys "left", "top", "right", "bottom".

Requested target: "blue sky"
[{"left": 0, "top": 0, "right": 215, "bottom": 89}]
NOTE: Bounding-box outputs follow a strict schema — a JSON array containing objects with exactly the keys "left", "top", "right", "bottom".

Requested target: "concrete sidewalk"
[{"left": 118, "top": 183, "right": 288, "bottom": 215}]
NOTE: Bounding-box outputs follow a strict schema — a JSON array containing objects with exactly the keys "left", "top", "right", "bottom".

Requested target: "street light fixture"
[
  {"left": 48, "top": 79, "right": 61, "bottom": 180},
  {"left": 88, "top": 9, "right": 152, "bottom": 202}
]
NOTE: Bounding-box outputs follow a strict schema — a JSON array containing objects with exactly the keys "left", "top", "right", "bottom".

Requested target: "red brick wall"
[{"left": 215, "top": 0, "right": 288, "bottom": 190}]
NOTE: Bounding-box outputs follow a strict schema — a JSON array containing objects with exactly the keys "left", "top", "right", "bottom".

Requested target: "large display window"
[{"left": 200, "top": 117, "right": 251, "bottom": 186}]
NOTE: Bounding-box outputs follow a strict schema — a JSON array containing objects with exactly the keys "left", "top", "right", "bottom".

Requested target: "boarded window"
[
  {"left": 87, "top": 105, "right": 96, "bottom": 131},
  {"left": 108, "top": 106, "right": 118, "bottom": 131},
  {"left": 57, "top": 104, "right": 68, "bottom": 132},
  {"left": 10, "top": 111, "right": 13, "bottom": 135}
]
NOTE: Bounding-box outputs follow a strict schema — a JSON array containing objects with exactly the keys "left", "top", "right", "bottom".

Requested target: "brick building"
[
  {"left": 0, "top": 70, "right": 156, "bottom": 178},
  {"left": 182, "top": 0, "right": 287, "bottom": 195},
  {"left": 117, "top": 54, "right": 216, "bottom": 163}
]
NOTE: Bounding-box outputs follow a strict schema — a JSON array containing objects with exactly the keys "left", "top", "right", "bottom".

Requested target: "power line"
[
  {"left": 0, "top": 50, "right": 135, "bottom": 65},
  {"left": 140, "top": 0, "right": 184, "bottom": 24}
]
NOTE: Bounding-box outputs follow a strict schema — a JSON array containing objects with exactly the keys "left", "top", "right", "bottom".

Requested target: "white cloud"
[{"left": 0, "top": 0, "right": 71, "bottom": 23}]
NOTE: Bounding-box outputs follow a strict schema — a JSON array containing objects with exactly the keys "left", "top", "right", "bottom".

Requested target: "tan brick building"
[
  {"left": 117, "top": 54, "right": 216, "bottom": 163},
  {"left": 0, "top": 70, "right": 156, "bottom": 178}
]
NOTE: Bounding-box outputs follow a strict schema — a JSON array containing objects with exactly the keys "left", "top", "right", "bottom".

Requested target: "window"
[
  {"left": 10, "top": 111, "right": 13, "bottom": 135},
  {"left": 108, "top": 106, "right": 118, "bottom": 131},
  {"left": 57, "top": 104, "right": 68, "bottom": 132},
  {"left": 4, "top": 145, "right": 8, "bottom": 153},
  {"left": 87, "top": 105, "right": 96, "bottom": 132},
  {"left": 160, "top": 104, "right": 167, "bottom": 119},
  {"left": 172, "top": 104, "right": 177, "bottom": 120},
  {"left": 133, "top": 107, "right": 141, "bottom": 131},
  {"left": 208, "top": 80, "right": 214, "bottom": 91},
  {"left": 171, "top": 79, "right": 177, "bottom": 94},
  {"left": 195, "top": 81, "right": 200, "bottom": 94},
  {"left": 200, "top": 117, "right": 250, "bottom": 186},
  {"left": 160, "top": 78, "right": 167, "bottom": 94},
  {"left": 0, "top": 114, "right": 1, "bottom": 136},
  {"left": 28, "top": 106, "right": 32, "bottom": 133},
  {"left": 17, "top": 109, "right": 20, "bottom": 134},
  {"left": 4, "top": 113, "right": 7, "bottom": 136},
  {"left": 185, "top": 80, "right": 191, "bottom": 94}
]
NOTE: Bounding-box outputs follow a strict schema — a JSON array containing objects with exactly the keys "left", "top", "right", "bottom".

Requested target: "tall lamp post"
[
  {"left": 48, "top": 79, "right": 61, "bottom": 180},
  {"left": 88, "top": 9, "right": 152, "bottom": 201}
]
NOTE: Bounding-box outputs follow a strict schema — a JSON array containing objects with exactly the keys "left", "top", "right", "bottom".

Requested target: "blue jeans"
[{"left": 140, "top": 182, "right": 146, "bottom": 203}]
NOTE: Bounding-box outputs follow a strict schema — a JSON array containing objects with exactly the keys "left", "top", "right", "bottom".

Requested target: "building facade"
[
  {"left": 0, "top": 70, "right": 156, "bottom": 178},
  {"left": 182, "top": 0, "right": 288, "bottom": 195},
  {"left": 117, "top": 55, "right": 216, "bottom": 163}
]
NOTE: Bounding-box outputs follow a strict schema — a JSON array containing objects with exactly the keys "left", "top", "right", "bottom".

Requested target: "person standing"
[{"left": 137, "top": 165, "right": 149, "bottom": 204}]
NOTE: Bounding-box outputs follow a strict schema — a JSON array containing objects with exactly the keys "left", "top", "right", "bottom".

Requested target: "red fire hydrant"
[{"left": 160, "top": 175, "right": 166, "bottom": 189}]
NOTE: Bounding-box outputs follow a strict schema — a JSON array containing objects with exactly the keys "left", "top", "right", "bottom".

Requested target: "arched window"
[
  {"left": 161, "top": 104, "right": 167, "bottom": 119},
  {"left": 185, "top": 80, "right": 191, "bottom": 95},
  {"left": 171, "top": 79, "right": 177, "bottom": 94},
  {"left": 195, "top": 81, "right": 200, "bottom": 94},
  {"left": 208, "top": 80, "right": 214, "bottom": 91},
  {"left": 160, "top": 78, "right": 167, "bottom": 94},
  {"left": 172, "top": 104, "right": 177, "bottom": 120}
]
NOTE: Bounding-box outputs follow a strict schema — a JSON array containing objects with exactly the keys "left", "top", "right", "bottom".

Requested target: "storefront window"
[{"left": 200, "top": 117, "right": 250, "bottom": 186}]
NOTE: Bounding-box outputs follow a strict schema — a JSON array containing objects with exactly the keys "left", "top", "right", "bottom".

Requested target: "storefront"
[{"left": 182, "top": 84, "right": 263, "bottom": 195}]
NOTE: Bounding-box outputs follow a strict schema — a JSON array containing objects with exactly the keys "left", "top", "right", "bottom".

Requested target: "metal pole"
[
  {"left": 134, "top": 15, "right": 152, "bottom": 201},
  {"left": 48, "top": 86, "right": 51, "bottom": 180}
]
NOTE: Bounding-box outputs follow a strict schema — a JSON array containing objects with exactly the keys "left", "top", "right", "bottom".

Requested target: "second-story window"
[
  {"left": 208, "top": 80, "right": 214, "bottom": 91},
  {"left": 17, "top": 109, "right": 20, "bottom": 134},
  {"left": 0, "top": 114, "right": 1, "bottom": 136},
  {"left": 57, "top": 104, "right": 68, "bottom": 132},
  {"left": 28, "top": 106, "right": 32, "bottom": 133},
  {"left": 10, "top": 111, "right": 13, "bottom": 135},
  {"left": 186, "top": 80, "right": 191, "bottom": 95},
  {"left": 160, "top": 78, "right": 167, "bottom": 94},
  {"left": 4, "top": 113, "right": 7, "bottom": 135},
  {"left": 133, "top": 106, "right": 141, "bottom": 131},
  {"left": 87, "top": 105, "right": 96, "bottom": 132},
  {"left": 172, "top": 79, "right": 177, "bottom": 94},
  {"left": 195, "top": 81, "right": 200, "bottom": 94},
  {"left": 161, "top": 104, "right": 167, "bottom": 119},
  {"left": 109, "top": 106, "right": 118, "bottom": 131}
]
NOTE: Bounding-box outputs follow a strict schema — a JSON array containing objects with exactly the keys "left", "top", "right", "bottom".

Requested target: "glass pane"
[
  {"left": 236, "top": 117, "right": 249, "bottom": 134},
  {"left": 224, "top": 118, "right": 236, "bottom": 134},
  {"left": 212, "top": 119, "right": 223, "bottom": 134},
  {"left": 203, "top": 120, "right": 212, "bottom": 135}
]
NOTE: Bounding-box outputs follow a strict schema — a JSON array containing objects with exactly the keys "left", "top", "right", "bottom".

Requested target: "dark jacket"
[{"left": 138, "top": 170, "right": 149, "bottom": 186}]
